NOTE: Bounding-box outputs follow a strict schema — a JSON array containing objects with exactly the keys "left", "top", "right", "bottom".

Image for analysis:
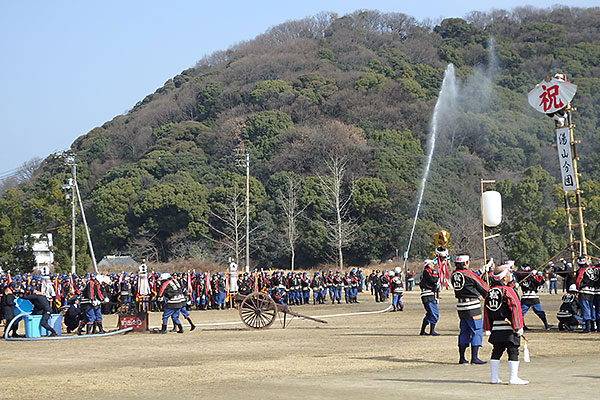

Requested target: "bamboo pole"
[{"left": 480, "top": 179, "right": 496, "bottom": 286}]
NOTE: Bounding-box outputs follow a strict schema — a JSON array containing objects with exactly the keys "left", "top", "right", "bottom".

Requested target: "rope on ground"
[
  {"left": 3, "top": 313, "right": 132, "bottom": 341},
  {"left": 149, "top": 304, "right": 393, "bottom": 329}
]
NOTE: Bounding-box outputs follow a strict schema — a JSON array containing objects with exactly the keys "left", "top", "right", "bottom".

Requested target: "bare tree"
[
  {"left": 318, "top": 153, "right": 356, "bottom": 269},
  {"left": 128, "top": 230, "right": 161, "bottom": 263},
  {"left": 438, "top": 209, "right": 482, "bottom": 255},
  {"left": 202, "top": 183, "right": 271, "bottom": 265},
  {"left": 166, "top": 231, "right": 208, "bottom": 260},
  {"left": 0, "top": 176, "right": 18, "bottom": 194},
  {"left": 277, "top": 175, "right": 308, "bottom": 271},
  {"left": 0, "top": 157, "right": 42, "bottom": 194},
  {"left": 204, "top": 186, "right": 245, "bottom": 265},
  {"left": 16, "top": 157, "right": 42, "bottom": 181}
]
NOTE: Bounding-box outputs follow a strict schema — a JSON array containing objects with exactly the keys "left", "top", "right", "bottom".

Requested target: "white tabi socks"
[
  {"left": 489, "top": 359, "right": 502, "bottom": 384},
  {"left": 508, "top": 360, "right": 529, "bottom": 385}
]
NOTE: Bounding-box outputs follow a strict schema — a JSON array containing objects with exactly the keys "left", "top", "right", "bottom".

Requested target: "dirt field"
[{"left": 1, "top": 291, "right": 598, "bottom": 400}]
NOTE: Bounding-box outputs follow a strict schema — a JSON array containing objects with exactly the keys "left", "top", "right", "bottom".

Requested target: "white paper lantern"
[{"left": 483, "top": 191, "right": 502, "bottom": 227}]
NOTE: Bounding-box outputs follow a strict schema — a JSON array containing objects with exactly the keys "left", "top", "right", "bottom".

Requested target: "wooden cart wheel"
[{"left": 239, "top": 292, "right": 277, "bottom": 329}]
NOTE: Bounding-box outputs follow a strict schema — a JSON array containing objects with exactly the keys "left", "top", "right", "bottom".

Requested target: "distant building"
[
  {"left": 31, "top": 233, "right": 54, "bottom": 267},
  {"left": 98, "top": 255, "right": 138, "bottom": 268}
]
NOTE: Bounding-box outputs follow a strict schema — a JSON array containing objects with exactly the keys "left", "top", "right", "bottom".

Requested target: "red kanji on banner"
[{"left": 539, "top": 84, "right": 564, "bottom": 112}]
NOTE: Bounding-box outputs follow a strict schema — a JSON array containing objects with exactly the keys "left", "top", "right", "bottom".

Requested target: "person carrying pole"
[{"left": 419, "top": 259, "right": 440, "bottom": 336}]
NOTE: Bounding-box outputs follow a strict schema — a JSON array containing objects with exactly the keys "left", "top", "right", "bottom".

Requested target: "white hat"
[
  {"left": 455, "top": 255, "right": 469, "bottom": 263},
  {"left": 394, "top": 266, "right": 402, "bottom": 275},
  {"left": 95, "top": 274, "right": 109, "bottom": 284},
  {"left": 160, "top": 272, "right": 171, "bottom": 280},
  {"left": 389, "top": 270, "right": 395, "bottom": 277},
  {"left": 423, "top": 259, "right": 434, "bottom": 267},
  {"left": 435, "top": 247, "right": 448, "bottom": 257},
  {"left": 568, "top": 284, "right": 578, "bottom": 293}
]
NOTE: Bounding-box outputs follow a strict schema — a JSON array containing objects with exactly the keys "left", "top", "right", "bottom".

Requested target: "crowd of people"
[
  {"left": 414, "top": 247, "right": 600, "bottom": 385},
  {"left": 0, "top": 265, "right": 376, "bottom": 337},
  {"left": 3, "top": 250, "right": 600, "bottom": 385}
]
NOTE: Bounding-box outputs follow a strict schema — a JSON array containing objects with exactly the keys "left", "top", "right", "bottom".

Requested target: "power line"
[
  {"left": 0, "top": 167, "right": 23, "bottom": 180},
  {"left": 0, "top": 166, "right": 22, "bottom": 176}
]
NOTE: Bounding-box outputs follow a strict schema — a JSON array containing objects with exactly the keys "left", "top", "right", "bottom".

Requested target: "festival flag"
[
  {"left": 68, "top": 274, "right": 74, "bottom": 296},
  {"left": 149, "top": 272, "right": 157, "bottom": 299},
  {"left": 71, "top": 274, "right": 81, "bottom": 295},
  {"left": 225, "top": 274, "right": 230, "bottom": 303},
  {"left": 186, "top": 272, "right": 193, "bottom": 303},
  {"left": 436, "top": 257, "right": 450, "bottom": 289},
  {"left": 205, "top": 271, "right": 210, "bottom": 295},
  {"left": 118, "top": 272, "right": 125, "bottom": 292},
  {"left": 54, "top": 277, "right": 62, "bottom": 305},
  {"left": 135, "top": 274, "right": 141, "bottom": 301},
  {"left": 260, "top": 273, "right": 267, "bottom": 293}
]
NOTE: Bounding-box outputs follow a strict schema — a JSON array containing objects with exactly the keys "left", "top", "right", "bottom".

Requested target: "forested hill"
[{"left": 2, "top": 6, "right": 600, "bottom": 273}]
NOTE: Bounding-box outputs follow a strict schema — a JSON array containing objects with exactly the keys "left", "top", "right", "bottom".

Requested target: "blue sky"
[{"left": 0, "top": 1, "right": 597, "bottom": 176}]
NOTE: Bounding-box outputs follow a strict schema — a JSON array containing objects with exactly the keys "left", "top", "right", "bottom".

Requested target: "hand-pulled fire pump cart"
[{"left": 233, "top": 292, "right": 327, "bottom": 329}]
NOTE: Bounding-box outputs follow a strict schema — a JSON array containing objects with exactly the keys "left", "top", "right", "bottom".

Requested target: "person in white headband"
[
  {"left": 483, "top": 264, "right": 529, "bottom": 385},
  {"left": 513, "top": 264, "right": 553, "bottom": 330},
  {"left": 451, "top": 253, "right": 490, "bottom": 365}
]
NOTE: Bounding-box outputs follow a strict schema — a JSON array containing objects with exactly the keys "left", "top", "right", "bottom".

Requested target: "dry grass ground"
[{"left": 1, "top": 291, "right": 598, "bottom": 400}]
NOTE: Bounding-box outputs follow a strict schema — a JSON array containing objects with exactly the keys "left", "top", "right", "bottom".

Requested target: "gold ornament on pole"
[{"left": 433, "top": 230, "right": 450, "bottom": 248}]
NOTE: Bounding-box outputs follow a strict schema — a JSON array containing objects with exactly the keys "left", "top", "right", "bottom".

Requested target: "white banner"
[
  {"left": 528, "top": 77, "right": 577, "bottom": 114},
  {"left": 556, "top": 127, "right": 576, "bottom": 191}
]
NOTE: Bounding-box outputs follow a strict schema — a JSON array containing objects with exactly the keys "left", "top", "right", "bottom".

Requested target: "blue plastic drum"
[{"left": 14, "top": 298, "right": 33, "bottom": 315}]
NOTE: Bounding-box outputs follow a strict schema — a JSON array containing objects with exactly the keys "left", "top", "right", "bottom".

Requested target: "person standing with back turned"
[{"left": 451, "top": 254, "right": 490, "bottom": 365}]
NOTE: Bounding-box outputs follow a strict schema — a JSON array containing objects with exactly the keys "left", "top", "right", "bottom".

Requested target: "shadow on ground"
[{"left": 353, "top": 356, "right": 456, "bottom": 365}]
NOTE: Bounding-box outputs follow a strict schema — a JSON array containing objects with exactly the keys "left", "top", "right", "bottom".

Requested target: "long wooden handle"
[{"left": 285, "top": 310, "right": 328, "bottom": 324}]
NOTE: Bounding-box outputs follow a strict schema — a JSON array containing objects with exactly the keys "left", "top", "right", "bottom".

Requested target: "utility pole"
[
  {"left": 63, "top": 157, "right": 77, "bottom": 274},
  {"left": 62, "top": 152, "right": 98, "bottom": 274},
  {"left": 70, "top": 172, "right": 76, "bottom": 274},
  {"left": 234, "top": 145, "right": 250, "bottom": 273}
]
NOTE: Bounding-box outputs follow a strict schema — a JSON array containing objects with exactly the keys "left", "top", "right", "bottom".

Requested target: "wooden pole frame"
[{"left": 558, "top": 103, "right": 587, "bottom": 260}]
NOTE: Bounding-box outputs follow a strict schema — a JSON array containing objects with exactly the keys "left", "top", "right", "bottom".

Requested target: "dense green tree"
[
  {"left": 249, "top": 80, "right": 293, "bottom": 104},
  {"left": 132, "top": 173, "right": 209, "bottom": 260},
  {"left": 354, "top": 72, "right": 387, "bottom": 91},
  {"left": 91, "top": 176, "right": 141, "bottom": 254},
  {"left": 293, "top": 73, "right": 338, "bottom": 104},
  {"left": 4, "top": 7, "right": 600, "bottom": 269},
  {"left": 241, "top": 111, "right": 293, "bottom": 161}
]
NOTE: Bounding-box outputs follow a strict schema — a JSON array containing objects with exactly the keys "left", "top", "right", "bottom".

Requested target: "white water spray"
[{"left": 403, "top": 64, "right": 457, "bottom": 264}]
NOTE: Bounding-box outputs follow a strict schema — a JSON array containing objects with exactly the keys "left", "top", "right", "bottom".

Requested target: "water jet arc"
[{"left": 403, "top": 64, "right": 457, "bottom": 269}]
